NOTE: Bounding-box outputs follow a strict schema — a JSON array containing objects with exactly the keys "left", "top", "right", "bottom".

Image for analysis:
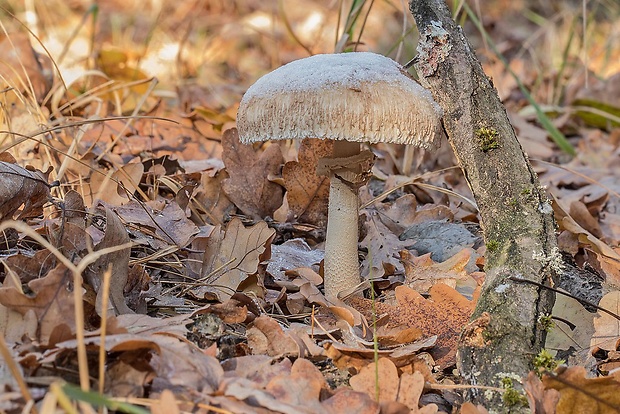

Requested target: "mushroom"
[{"left": 237, "top": 52, "right": 442, "bottom": 300}]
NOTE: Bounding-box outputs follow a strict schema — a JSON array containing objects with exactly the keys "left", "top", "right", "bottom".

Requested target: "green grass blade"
[{"left": 461, "top": 3, "right": 576, "bottom": 156}]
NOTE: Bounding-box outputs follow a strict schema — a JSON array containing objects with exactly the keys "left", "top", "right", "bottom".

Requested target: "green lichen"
[{"left": 476, "top": 127, "right": 500, "bottom": 152}]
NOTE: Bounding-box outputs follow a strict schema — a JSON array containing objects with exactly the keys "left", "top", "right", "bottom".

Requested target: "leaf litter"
[{"left": 1, "top": 1, "right": 620, "bottom": 413}]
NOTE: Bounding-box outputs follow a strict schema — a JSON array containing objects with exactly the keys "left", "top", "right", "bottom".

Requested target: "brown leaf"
[
  {"left": 85, "top": 162, "right": 144, "bottom": 206},
  {"left": 349, "top": 357, "right": 399, "bottom": 403},
  {"left": 590, "top": 291, "right": 620, "bottom": 353},
  {"left": 264, "top": 358, "right": 326, "bottom": 410},
  {"left": 84, "top": 207, "right": 133, "bottom": 315},
  {"left": 199, "top": 218, "right": 275, "bottom": 302},
  {"left": 0, "top": 161, "right": 50, "bottom": 220},
  {"left": 542, "top": 366, "right": 620, "bottom": 413},
  {"left": 114, "top": 199, "right": 199, "bottom": 248},
  {"left": 402, "top": 248, "right": 474, "bottom": 293},
  {"left": 0, "top": 264, "right": 75, "bottom": 344},
  {"left": 360, "top": 210, "right": 409, "bottom": 279},
  {"left": 0, "top": 32, "right": 51, "bottom": 101},
  {"left": 247, "top": 315, "right": 300, "bottom": 357},
  {"left": 282, "top": 138, "right": 332, "bottom": 227},
  {"left": 321, "top": 388, "right": 380, "bottom": 414},
  {"left": 350, "top": 283, "right": 477, "bottom": 368},
  {"left": 524, "top": 371, "right": 560, "bottom": 414},
  {"left": 349, "top": 358, "right": 438, "bottom": 413},
  {"left": 221, "top": 128, "right": 284, "bottom": 219}
]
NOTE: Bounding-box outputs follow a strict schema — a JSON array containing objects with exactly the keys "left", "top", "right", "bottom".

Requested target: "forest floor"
[{"left": 1, "top": 1, "right": 620, "bottom": 412}]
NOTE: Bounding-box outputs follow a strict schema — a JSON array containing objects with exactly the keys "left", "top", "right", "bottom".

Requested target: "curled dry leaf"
[
  {"left": 221, "top": 127, "right": 284, "bottom": 219},
  {"left": 0, "top": 160, "right": 50, "bottom": 220},
  {"left": 247, "top": 315, "right": 300, "bottom": 357}
]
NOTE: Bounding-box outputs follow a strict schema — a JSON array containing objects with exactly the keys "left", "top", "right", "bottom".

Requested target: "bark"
[{"left": 409, "top": 1, "right": 559, "bottom": 411}]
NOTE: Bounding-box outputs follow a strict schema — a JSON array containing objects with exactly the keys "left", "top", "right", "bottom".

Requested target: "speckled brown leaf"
[
  {"left": 282, "top": 138, "right": 332, "bottom": 227},
  {"left": 350, "top": 283, "right": 477, "bottom": 369},
  {"left": 221, "top": 128, "right": 284, "bottom": 219}
]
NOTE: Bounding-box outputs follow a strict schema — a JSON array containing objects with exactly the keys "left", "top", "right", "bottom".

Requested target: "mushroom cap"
[{"left": 237, "top": 52, "right": 443, "bottom": 149}]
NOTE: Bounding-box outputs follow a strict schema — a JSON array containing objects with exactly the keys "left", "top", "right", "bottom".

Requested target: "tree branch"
[{"left": 408, "top": 0, "right": 559, "bottom": 410}]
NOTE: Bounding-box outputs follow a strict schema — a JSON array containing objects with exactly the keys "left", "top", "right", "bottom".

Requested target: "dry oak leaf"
[
  {"left": 542, "top": 366, "right": 620, "bottom": 414},
  {"left": 221, "top": 127, "right": 284, "bottom": 219},
  {"left": 524, "top": 371, "right": 560, "bottom": 414},
  {"left": 282, "top": 138, "right": 332, "bottom": 228},
  {"left": 84, "top": 162, "right": 144, "bottom": 207},
  {"left": 0, "top": 264, "right": 75, "bottom": 344},
  {"left": 0, "top": 160, "right": 50, "bottom": 220},
  {"left": 247, "top": 315, "right": 300, "bottom": 357},
  {"left": 349, "top": 358, "right": 438, "bottom": 413},
  {"left": 197, "top": 218, "right": 275, "bottom": 302},
  {"left": 113, "top": 198, "right": 199, "bottom": 248},
  {"left": 590, "top": 291, "right": 620, "bottom": 353},
  {"left": 350, "top": 283, "right": 477, "bottom": 369},
  {"left": 84, "top": 207, "right": 133, "bottom": 315}
]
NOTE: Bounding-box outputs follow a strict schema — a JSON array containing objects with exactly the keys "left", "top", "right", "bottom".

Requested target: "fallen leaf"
[
  {"left": 221, "top": 128, "right": 284, "bottom": 219},
  {"left": 85, "top": 162, "right": 144, "bottom": 206},
  {"left": 83, "top": 207, "right": 134, "bottom": 315},
  {"left": 0, "top": 160, "right": 50, "bottom": 220},
  {"left": 350, "top": 283, "right": 478, "bottom": 368},
  {"left": 0, "top": 264, "right": 75, "bottom": 344},
  {"left": 590, "top": 291, "right": 620, "bottom": 353},
  {"left": 546, "top": 291, "right": 596, "bottom": 365},
  {"left": 247, "top": 315, "right": 300, "bottom": 357},
  {"left": 543, "top": 366, "right": 620, "bottom": 413},
  {"left": 360, "top": 209, "right": 409, "bottom": 279},
  {"left": 198, "top": 218, "right": 275, "bottom": 301},
  {"left": 114, "top": 199, "right": 199, "bottom": 248},
  {"left": 349, "top": 357, "right": 399, "bottom": 403},
  {"left": 282, "top": 138, "right": 332, "bottom": 227},
  {"left": 524, "top": 371, "right": 560, "bottom": 414},
  {"left": 350, "top": 358, "right": 438, "bottom": 413}
]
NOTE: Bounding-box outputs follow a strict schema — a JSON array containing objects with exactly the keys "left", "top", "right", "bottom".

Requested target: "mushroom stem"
[{"left": 323, "top": 140, "right": 362, "bottom": 300}]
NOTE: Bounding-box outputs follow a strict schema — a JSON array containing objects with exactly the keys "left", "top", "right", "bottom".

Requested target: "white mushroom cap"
[{"left": 237, "top": 52, "right": 443, "bottom": 149}]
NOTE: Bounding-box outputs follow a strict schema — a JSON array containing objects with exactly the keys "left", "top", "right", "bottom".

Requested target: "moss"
[
  {"left": 486, "top": 239, "right": 500, "bottom": 253},
  {"left": 537, "top": 314, "right": 554, "bottom": 332},
  {"left": 520, "top": 188, "right": 531, "bottom": 196},
  {"left": 476, "top": 127, "right": 500, "bottom": 152},
  {"left": 533, "top": 349, "right": 564, "bottom": 377},
  {"left": 500, "top": 377, "right": 529, "bottom": 407}
]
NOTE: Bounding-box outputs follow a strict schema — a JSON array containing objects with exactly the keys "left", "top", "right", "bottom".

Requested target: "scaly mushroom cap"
[{"left": 237, "top": 52, "right": 442, "bottom": 148}]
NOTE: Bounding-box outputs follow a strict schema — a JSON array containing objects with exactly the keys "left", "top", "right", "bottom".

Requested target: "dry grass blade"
[{"left": 0, "top": 334, "right": 37, "bottom": 413}]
